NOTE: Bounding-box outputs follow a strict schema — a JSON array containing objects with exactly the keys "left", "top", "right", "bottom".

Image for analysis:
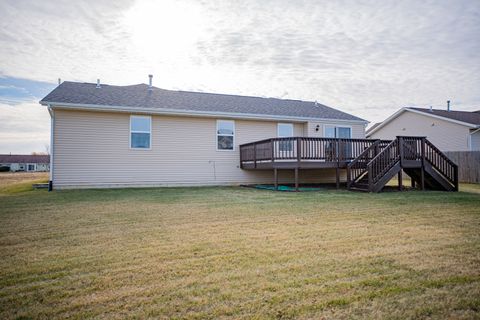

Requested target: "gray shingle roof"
[
  {"left": 410, "top": 107, "right": 480, "bottom": 126},
  {"left": 40, "top": 81, "right": 366, "bottom": 122},
  {"left": 0, "top": 154, "right": 50, "bottom": 164}
]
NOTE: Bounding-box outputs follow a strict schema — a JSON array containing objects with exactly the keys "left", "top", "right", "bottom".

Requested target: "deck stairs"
[{"left": 347, "top": 137, "right": 458, "bottom": 193}]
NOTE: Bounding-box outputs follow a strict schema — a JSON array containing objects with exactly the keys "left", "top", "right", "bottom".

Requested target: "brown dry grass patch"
[{"left": 0, "top": 177, "right": 479, "bottom": 319}]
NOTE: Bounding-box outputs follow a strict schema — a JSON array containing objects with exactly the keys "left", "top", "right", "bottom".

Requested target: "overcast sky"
[{"left": 1, "top": 0, "right": 479, "bottom": 153}]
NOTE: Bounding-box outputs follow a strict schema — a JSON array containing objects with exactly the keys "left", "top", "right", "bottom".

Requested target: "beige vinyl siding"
[
  {"left": 306, "top": 121, "right": 365, "bottom": 138},
  {"left": 369, "top": 111, "right": 471, "bottom": 151},
  {"left": 53, "top": 109, "right": 350, "bottom": 188},
  {"left": 471, "top": 130, "right": 480, "bottom": 151}
]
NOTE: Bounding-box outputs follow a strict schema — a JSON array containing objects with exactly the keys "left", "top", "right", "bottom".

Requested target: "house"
[
  {"left": 0, "top": 154, "right": 50, "bottom": 172},
  {"left": 39, "top": 77, "right": 458, "bottom": 192},
  {"left": 366, "top": 106, "right": 480, "bottom": 151},
  {"left": 40, "top": 78, "right": 369, "bottom": 189}
]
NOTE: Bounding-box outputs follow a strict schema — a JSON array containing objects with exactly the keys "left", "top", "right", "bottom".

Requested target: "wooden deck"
[
  {"left": 240, "top": 136, "right": 458, "bottom": 192},
  {"left": 239, "top": 137, "right": 387, "bottom": 189},
  {"left": 240, "top": 137, "right": 387, "bottom": 169}
]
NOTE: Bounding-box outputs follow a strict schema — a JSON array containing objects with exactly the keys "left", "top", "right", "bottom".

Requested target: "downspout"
[{"left": 47, "top": 105, "right": 54, "bottom": 191}]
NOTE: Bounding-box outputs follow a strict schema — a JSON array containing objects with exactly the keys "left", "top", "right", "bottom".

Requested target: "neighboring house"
[
  {"left": 40, "top": 78, "right": 368, "bottom": 189},
  {"left": 366, "top": 107, "right": 480, "bottom": 151},
  {"left": 0, "top": 154, "right": 50, "bottom": 172}
]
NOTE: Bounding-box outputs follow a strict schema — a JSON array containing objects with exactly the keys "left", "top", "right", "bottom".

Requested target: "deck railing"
[
  {"left": 240, "top": 137, "right": 378, "bottom": 167},
  {"left": 346, "top": 140, "right": 381, "bottom": 188},
  {"left": 424, "top": 139, "right": 458, "bottom": 189},
  {"left": 367, "top": 139, "right": 400, "bottom": 186}
]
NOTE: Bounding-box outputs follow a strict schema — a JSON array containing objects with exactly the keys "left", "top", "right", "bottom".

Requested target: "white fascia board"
[
  {"left": 406, "top": 108, "right": 478, "bottom": 128},
  {"left": 40, "top": 101, "right": 369, "bottom": 125},
  {"left": 366, "top": 108, "right": 406, "bottom": 136}
]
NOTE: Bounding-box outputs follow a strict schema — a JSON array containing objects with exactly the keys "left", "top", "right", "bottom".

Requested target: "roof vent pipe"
[
  {"left": 96, "top": 79, "right": 101, "bottom": 89},
  {"left": 148, "top": 74, "right": 153, "bottom": 90},
  {"left": 429, "top": 106, "right": 433, "bottom": 112},
  {"left": 58, "top": 78, "right": 61, "bottom": 85},
  {"left": 447, "top": 100, "right": 450, "bottom": 112}
]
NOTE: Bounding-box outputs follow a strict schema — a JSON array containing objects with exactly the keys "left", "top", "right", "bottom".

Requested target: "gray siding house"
[
  {"left": 40, "top": 79, "right": 368, "bottom": 189},
  {"left": 0, "top": 154, "right": 50, "bottom": 172}
]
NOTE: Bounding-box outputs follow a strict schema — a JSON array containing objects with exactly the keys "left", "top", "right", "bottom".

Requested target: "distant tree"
[{"left": 44, "top": 144, "right": 50, "bottom": 155}]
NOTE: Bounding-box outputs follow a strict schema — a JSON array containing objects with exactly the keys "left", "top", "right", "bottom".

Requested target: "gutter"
[
  {"left": 47, "top": 105, "right": 54, "bottom": 191},
  {"left": 39, "top": 101, "right": 369, "bottom": 125}
]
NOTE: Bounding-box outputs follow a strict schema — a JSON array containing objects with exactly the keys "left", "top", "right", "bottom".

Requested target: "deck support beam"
[
  {"left": 274, "top": 168, "right": 278, "bottom": 190},
  {"left": 294, "top": 168, "right": 299, "bottom": 191},
  {"left": 420, "top": 168, "right": 425, "bottom": 190},
  {"left": 411, "top": 178, "right": 415, "bottom": 189}
]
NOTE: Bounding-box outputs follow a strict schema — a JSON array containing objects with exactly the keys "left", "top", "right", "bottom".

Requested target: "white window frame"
[
  {"left": 130, "top": 115, "right": 152, "bottom": 150},
  {"left": 277, "top": 123, "right": 294, "bottom": 137},
  {"left": 323, "top": 125, "right": 352, "bottom": 138},
  {"left": 216, "top": 120, "right": 235, "bottom": 151}
]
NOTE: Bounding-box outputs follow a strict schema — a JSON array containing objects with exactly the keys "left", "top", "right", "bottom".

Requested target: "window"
[
  {"left": 130, "top": 115, "right": 151, "bottom": 149},
  {"left": 278, "top": 123, "right": 294, "bottom": 151},
  {"left": 27, "top": 164, "right": 36, "bottom": 171},
  {"left": 324, "top": 125, "right": 351, "bottom": 138},
  {"left": 217, "top": 120, "right": 235, "bottom": 151}
]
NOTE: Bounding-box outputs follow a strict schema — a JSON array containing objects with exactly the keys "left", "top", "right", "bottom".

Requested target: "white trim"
[
  {"left": 216, "top": 119, "right": 235, "bottom": 151},
  {"left": 48, "top": 105, "right": 54, "bottom": 183},
  {"left": 277, "top": 123, "right": 294, "bottom": 137},
  {"left": 129, "top": 115, "right": 152, "bottom": 150},
  {"left": 367, "top": 107, "right": 479, "bottom": 136},
  {"left": 41, "top": 101, "right": 368, "bottom": 125}
]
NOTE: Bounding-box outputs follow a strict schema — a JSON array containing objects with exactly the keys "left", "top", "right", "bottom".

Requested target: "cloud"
[
  {"left": 0, "top": 0, "right": 479, "bottom": 152},
  {"left": 0, "top": 77, "right": 56, "bottom": 104},
  {"left": 0, "top": 100, "right": 50, "bottom": 154}
]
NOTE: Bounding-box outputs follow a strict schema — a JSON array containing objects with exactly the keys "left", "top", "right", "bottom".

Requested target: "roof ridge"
[{"left": 41, "top": 81, "right": 367, "bottom": 122}]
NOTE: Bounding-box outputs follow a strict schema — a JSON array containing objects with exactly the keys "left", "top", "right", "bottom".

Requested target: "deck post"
[
  {"left": 420, "top": 138, "right": 425, "bottom": 190},
  {"left": 368, "top": 166, "right": 373, "bottom": 192},
  {"left": 274, "top": 168, "right": 278, "bottom": 190},
  {"left": 454, "top": 165, "right": 459, "bottom": 191},
  {"left": 294, "top": 168, "right": 299, "bottom": 191},
  {"left": 411, "top": 178, "right": 415, "bottom": 188},
  {"left": 398, "top": 136, "right": 404, "bottom": 167},
  {"left": 336, "top": 167, "right": 340, "bottom": 189},
  {"left": 336, "top": 139, "right": 340, "bottom": 189},
  {"left": 253, "top": 143, "right": 257, "bottom": 169},
  {"left": 271, "top": 139, "right": 275, "bottom": 164},
  {"left": 398, "top": 170, "right": 403, "bottom": 191},
  {"left": 296, "top": 137, "right": 301, "bottom": 163}
]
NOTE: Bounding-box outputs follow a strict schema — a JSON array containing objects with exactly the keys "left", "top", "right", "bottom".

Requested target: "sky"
[{"left": 0, "top": 0, "right": 479, "bottom": 153}]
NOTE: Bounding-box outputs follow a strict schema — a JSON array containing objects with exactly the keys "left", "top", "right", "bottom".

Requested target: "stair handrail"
[
  {"left": 347, "top": 140, "right": 380, "bottom": 188},
  {"left": 423, "top": 139, "right": 459, "bottom": 189},
  {"left": 367, "top": 139, "right": 400, "bottom": 189}
]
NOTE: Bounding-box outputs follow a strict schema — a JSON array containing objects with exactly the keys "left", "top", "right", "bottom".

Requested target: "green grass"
[{"left": 0, "top": 177, "right": 479, "bottom": 319}]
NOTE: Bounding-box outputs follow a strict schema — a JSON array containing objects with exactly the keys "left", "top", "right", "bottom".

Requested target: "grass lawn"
[{"left": 0, "top": 173, "right": 479, "bottom": 319}]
